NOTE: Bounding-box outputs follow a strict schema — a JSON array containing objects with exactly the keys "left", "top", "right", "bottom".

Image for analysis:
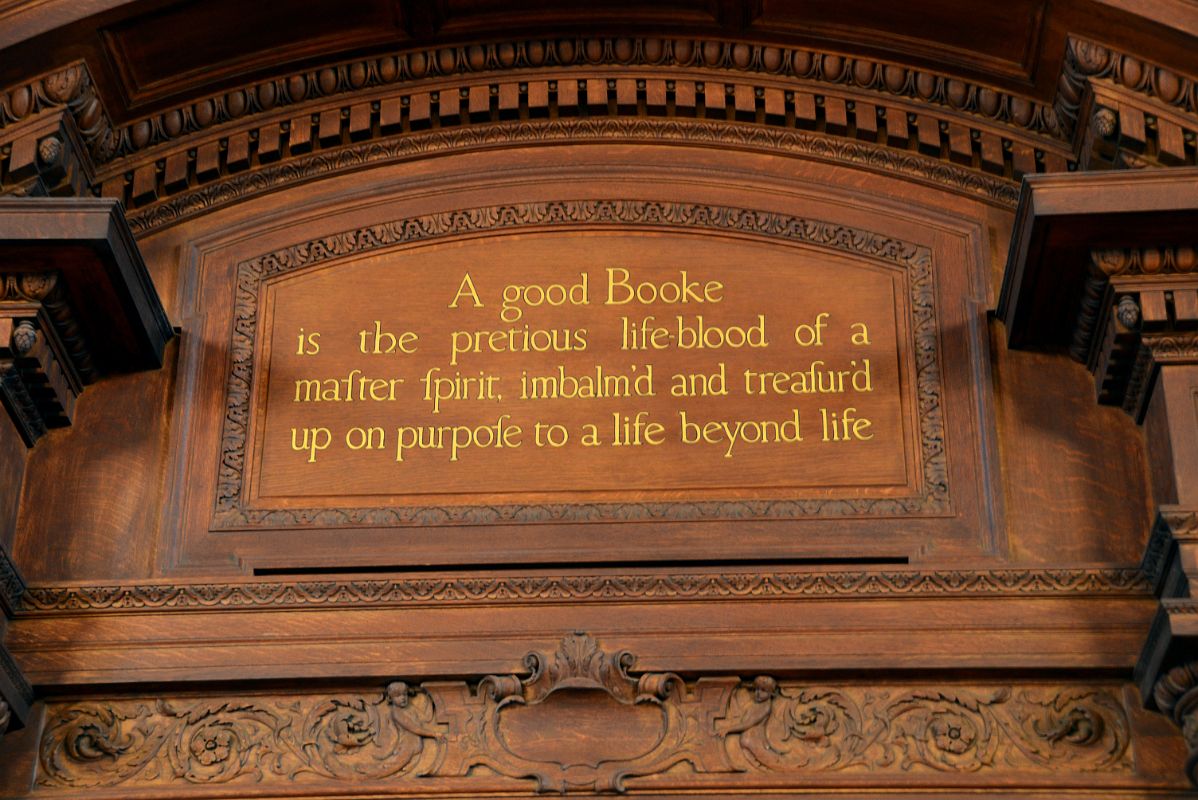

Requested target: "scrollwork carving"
[
  {"left": 721, "top": 682, "right": 1131, "bottom": 775},
  {"left": 1153, "top": 662, "right": 1198, "bottom": 785},
  {"left": 429, "top": 633, "right": 733, "bottom": 792},
  {"left": 38, "top": 684, "right": 442, "bottom": 788},
  {"left": 35, "top": 635, "right": 1138, "bottom": 792}
]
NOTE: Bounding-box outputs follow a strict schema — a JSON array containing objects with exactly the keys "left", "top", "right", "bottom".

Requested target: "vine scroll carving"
[{"left": 38, "top": 634, "right": 1133, "bottom": 793}]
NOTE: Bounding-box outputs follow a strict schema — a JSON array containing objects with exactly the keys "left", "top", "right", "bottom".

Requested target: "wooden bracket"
[
  {"left": 0, "top": 198, "right": 173, "bottom": 446},
  {"left": 1000, "top": 168, "right": 1198, "bottom": 785}
]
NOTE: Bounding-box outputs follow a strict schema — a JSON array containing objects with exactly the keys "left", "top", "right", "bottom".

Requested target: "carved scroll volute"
[
  {"left": 1154, "top": 663, "right": 1198, "bottom": 785},
  {"left": 425, "top": 632, "right": 739, "bottom": 792}
]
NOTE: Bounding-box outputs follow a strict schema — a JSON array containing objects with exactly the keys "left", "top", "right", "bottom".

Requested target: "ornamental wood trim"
[
  {"left": 5, "top": 37, "right": 1196, "bottom": 229},
  {"left": 33, "top": 633, "right": 1138, "bottom": 794},
  {"left": 13, "top": 567, "right": 1153, "bottom": 614},
  {"left": 124, "top": 116, "right": 1021, "bottom": 235}
]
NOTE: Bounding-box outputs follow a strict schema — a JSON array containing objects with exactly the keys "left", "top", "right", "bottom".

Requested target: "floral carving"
[
  {"left": 213, "top": 198, "right": 947, "bottom": 529},
  {"left": 721, "top": 683, "right": 1131, "bottom": 775},
  {"left": 38, "top": 684, "right": 442, "bottom": 788},
  {"left": 37, "top": 642, "right": 1135, "bottom": 792}
]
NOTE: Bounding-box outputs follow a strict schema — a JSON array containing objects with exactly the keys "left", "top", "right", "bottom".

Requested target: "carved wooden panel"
[
  {"left": 33, "top": 634, "right": 1154, "bottom": 796},
  {"left": 217, "top": 200, "right": 942, "bottom": 528},
  {"left": 147, "top": 147, "right": 1001, "bottom": 571}
]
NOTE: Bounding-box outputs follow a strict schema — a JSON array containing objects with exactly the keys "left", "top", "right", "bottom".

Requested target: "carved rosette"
[
  {"left": 36, "top": 634, "right": 1135, "bottom": 793},
  {"left": 721, "top": 680, "right": 1129, "bottom": 775}
]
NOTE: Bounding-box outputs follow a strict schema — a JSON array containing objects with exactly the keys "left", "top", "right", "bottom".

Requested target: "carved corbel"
[
  {"left": 0, "top": 272, "right": 92, "bottom": 444},
  {"left": 1152, "top": 663, "right": 1198, "bottom": 784},
  {"left": 1000, "top": 169, "right": 1198, "bottom": 785},
  {"left": 0, "top": 198, "right": 173, "bottom": 446},
  {"left": 1079, "top": 246, "right": 1198, "bottom": 421}
]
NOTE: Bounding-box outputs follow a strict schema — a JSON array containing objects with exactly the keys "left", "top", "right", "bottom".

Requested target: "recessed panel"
[{"left": 214, "top": 200, "right": 943, "bottom": 529}]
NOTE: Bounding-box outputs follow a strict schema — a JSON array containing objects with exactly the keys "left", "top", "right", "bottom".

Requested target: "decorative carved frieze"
[
  {"left": 35, "top": 634, "right": 1136, "bottom": 793},
  {"left": 2, "top": 37, "right": 1194, "bottom": 225},
  {"left": 13, "top": 566, "right": 1153, "bottom": 614},
  {"left": 1, "top": 40, "right": 1066, "bottom": 168},
  {"left": 126, "top": 116, "right": 1022, "bottom": 235}
]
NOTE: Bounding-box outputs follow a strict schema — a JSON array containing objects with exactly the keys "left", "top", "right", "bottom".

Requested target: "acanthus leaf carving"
[
  {"left": 35, "top": 634, "right": 1137, "bottom": 793},
  {"left": 38, "top": 683, "right": 443, "bottom": 789},
  {"left": 428, "top": 633, "right": 736, "bottom": 793},
  {"left": 721, "top": 680, "right": 1131, "bottom": 775}
]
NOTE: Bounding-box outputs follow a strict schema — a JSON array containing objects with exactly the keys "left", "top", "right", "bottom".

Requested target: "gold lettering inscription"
[{"left": 261, "top": 252, "right": 904, "bottom": 497}]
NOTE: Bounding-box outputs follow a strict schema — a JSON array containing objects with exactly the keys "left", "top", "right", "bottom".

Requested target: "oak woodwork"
[
  {"left": 0, "top": 4, "right": 1195, "bottom": 798},
  {"left": 27, "top": 634, "right": 1169, "bottom": 795},
  {"left": 999, "top": 166, "right": 1198, "bottom": 785}
]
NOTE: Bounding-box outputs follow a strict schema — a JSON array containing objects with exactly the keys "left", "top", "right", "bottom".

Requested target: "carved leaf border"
[
  {"left": 213, "top": 198, "right": 948, "bottom": 528},
  {"left": 15, "top": 566, "right": 1153, "bottom": 613}
]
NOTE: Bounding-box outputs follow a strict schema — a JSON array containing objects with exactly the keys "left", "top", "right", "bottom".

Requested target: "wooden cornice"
[{"left": 0, "top": 36, "right": 1192, "bottom": 234}]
